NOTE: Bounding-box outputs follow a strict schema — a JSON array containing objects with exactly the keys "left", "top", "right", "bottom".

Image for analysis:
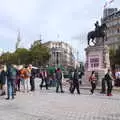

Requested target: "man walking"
[
  {"left": 55, "top": 68, "right": 64, "bottom": 93},
  {"left": 40, "top": 69, "right": 49, "bottom": 90},
  {"left": 105, "top": 69, "right": 114, "bottom": 96},
  {"left": 28, "top": 64, "right": 36, "bottom": 91},
  {"left": 100, "top": 77, "right": 106, "bottom": 94},
  {"left": 6, "top": 64, "right": 17, "bottom": 100},
  {"left": 71, "top": 69, "right": 80, "bottom": 94}
]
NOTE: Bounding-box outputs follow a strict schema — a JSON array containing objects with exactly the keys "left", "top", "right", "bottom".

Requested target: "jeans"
[{"left": 7, "top": 79, "right": 14, "bottom": 98}]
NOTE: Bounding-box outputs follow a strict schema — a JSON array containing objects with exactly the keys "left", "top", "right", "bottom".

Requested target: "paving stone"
[{"left": 0, "top": 78, "right": 120, "bottom": 120}]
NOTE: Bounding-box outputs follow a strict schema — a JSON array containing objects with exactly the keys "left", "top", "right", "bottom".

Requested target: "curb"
[{"left": 80, "top": 86, "right": 120, "bottom": 91}]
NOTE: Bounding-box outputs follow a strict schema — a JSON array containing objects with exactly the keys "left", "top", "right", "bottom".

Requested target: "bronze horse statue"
[{"left": 87, "top": 23, "right": 107, "bottom": 46}]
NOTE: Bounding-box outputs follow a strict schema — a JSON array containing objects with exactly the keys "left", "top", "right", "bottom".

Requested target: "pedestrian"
[
  {"left": 89, "top": 71, "right": 97, "bottom": 94},
  {"left": 79, "top": 71, "right": 84, "bottom": 85},
  {"left": 23, "top": 66, "right": 31, "bottom": 93},
  {"left": 29, "top": 64, "right": 36, "bottom": 91},
  {"left": 115, "top": 69, "right": 120, "bottom": 86},
  {"left": 55, "top": 68, "right": 64, "bottom": 93},
  {"left": 100, "top": 77, "right": 106, "bottom": 94},
  {"left": 0, "top": 65, "right": 7, "bottom": 96},
  {"left": 19, "top": 67, "right": 25, "bottom": 92},
  {"left": 40, "top": 69, "right": 49, "bottom": 90},
  {"left": 6, "top": 64, "right": 17, "bottom": 100},
  {"left": 104, "top": 69, "right": 114, "bottom": 96},
  {"left": 16, "top": 69, "right": 21, "bottom": 91},
  {"left": 71, "top": 69, "right": 80, "bottom": 94}
]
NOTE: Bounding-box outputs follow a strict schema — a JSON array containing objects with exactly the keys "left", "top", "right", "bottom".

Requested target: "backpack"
[
  {"left": 7, "top": 67, "right": 17, "bottom": 79},
  {"left": 104, "top": 73, "right": 112, "bottom": 81},
  {"left": 24, "top": 69, "right": 31, "bottom": 78},
  {"left": 56, "top": 71, "right": 62, "bottom": 80}
]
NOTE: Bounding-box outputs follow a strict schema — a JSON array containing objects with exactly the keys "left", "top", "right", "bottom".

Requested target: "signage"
[{"left": 88, "top": 55, "right": 100, "bottom": 71}]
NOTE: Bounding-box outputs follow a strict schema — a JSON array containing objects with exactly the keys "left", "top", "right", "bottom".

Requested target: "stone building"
[
  {"left": 43, "top": 41, "right": 75, "bottom": 68},
  {"left": 102, "top": 8, "right": 120, "bottom": 49}
]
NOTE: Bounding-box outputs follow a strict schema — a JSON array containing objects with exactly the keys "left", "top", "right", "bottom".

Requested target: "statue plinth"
[{"left": 85, "top": 38, "right": 110, "bottom": 86}]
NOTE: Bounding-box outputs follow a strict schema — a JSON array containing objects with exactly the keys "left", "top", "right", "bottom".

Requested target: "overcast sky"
[{"left": 0, "top": 0, "right": 120, "bottom": 61}]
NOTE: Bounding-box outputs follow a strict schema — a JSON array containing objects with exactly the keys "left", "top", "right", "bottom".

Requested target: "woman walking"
[{"left": 89, "top": 71, "right": 97, "bottom": 94}]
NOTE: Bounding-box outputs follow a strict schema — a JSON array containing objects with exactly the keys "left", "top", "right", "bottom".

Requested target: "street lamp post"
[
  {"left": 52, "top": 47, "right": 56, "bottom": 67},
  {"left": 52, "top": 47, "right": 63, "bottom": 68},
  {"left": 56, "top": 51, "right": 59, "bottom": 67}
]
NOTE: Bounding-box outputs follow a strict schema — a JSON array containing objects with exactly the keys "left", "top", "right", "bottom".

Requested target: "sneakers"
[
  {"left": 6, "top": 97, "right": 10, "bottom": 100},
  {"left": 107, "top": 93, "right": 113, "bottom": 96},
  {"left": 0, "top": 92, "right": 6, "bottom": 96},
  {"left": 6, "top": 96, "right": 15, "bottom": 100},
  {"left": 109, "top": 94, "right": 113, "bottom": 96},
  {"left": 56, "top": 91, "right": 64, "bottom": 93}
]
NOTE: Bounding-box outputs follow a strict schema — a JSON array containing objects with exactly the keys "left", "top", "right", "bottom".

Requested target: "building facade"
[
  {"left": 43, "top": 41, "right": 75, "bottom": 68},
  {"left": 102, "top": 8, "right": 120, "bottom": 49}
]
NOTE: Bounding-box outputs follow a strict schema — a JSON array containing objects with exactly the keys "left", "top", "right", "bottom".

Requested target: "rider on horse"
[{"left": 87, "top": 21, "right": 107, "bottom": 46}]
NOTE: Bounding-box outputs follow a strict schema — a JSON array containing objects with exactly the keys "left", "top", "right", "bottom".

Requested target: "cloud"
[{"left": 0, "top": 0, "right": 120, "bottom": 61}]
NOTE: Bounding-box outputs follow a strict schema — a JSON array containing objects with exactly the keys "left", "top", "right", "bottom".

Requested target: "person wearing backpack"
[
  {"left": 71, "top": 69, "right": 80, "bottom": 94},
  {"left": 6, "top": 64, "right": 17, "bottom": 100}
]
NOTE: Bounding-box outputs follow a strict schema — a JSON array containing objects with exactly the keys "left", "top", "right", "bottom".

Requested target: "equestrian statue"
[{"left": 87, "top": 21, "right": 107, "bottom": 46}]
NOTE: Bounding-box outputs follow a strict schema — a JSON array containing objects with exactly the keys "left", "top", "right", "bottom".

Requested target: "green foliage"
[
  {"left": 110, "top": 46, "right": 120, "bottom": 66},
  {"left": 30, "top": 41, "right": 50, "bottom": 66},
  {"left": 0, "top": 40, "right": 50, "bottom": 66},
  {"left": 14, "top": 48, "right": 31, "bottom": 65}
]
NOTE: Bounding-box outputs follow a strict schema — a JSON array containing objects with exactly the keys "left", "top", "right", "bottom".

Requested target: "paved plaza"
[{"left": 0, "top": 78, "right": 120, "bottom": 120}]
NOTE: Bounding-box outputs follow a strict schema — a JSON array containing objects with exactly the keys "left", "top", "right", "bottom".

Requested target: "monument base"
[{"left": 84, "top": 45, "right": 110, "bottom": 86}]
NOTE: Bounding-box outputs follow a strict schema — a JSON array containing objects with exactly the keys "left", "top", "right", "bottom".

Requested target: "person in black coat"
[
  {"left": 30, "top": 68, "right": 36, "bottom": 91},
  {"left": 0, "top": 66, "right": 7, "bottom": 96},
  {"left": 100, "top": 77, "right": 106, "bottom": 94},
  {"left": 105, "top": 69, "right": 114, "bottom": 96},
  {"left": 71, "top": 69, "right": 80, "bottom": 94}
]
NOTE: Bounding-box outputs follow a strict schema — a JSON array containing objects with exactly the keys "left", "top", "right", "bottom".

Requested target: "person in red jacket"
[
  {"left": 89, "top": 71, "right": 97, "bottom": 94},
  {"left": 40, "top": 69, "right": 49, "bottom": 90}
]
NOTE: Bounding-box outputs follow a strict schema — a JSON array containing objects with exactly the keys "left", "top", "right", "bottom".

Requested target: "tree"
[
  {"left": 0, "top": 52, "right": 13, "bottom": 64},
  {"left": 0, "top": 40, "right": 50, "bottom": 66},
  {"left": 14, "top": 48, "right": 31, "bottom": 65},
  {"left": 30, "top": 41, "right": 50, "bottom": 66},
  {"left": 0, "top": 48, "right": 31, "bottom": 65},
  {"left": 109, "top": 47, "right": 116, "bottom": 66},
  {"left": 114, "top": 46, "right": 120, "bottom": 64},
  {"left": 109, "top": 46, "right": 120, "bottom": 70}
]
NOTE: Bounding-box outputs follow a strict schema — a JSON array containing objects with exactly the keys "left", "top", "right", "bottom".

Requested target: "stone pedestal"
[{"left": 84, "top": 45, "right": 110, "bottom": 86}]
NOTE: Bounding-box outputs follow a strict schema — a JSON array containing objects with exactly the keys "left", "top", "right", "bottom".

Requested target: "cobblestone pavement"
[{"left": 0, "top": 78, "right": 120, "bottom": 120}]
